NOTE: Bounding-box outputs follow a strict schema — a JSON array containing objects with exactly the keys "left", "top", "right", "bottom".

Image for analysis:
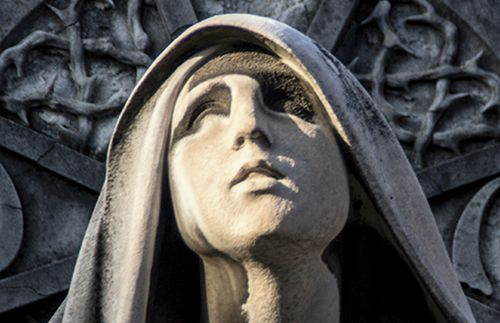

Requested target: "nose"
[
  {"left": 231, "top": 85, "right": 273, "bottom": 151},
  {"left": 233, "top": 128, "right": 271, "bottom": 150}
]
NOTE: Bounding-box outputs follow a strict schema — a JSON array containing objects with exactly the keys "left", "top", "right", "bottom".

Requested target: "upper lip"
[{"left": 230, "top": 160, "right": 285, "bottom": 187}]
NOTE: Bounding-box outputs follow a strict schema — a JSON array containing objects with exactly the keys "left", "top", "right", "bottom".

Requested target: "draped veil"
[{"left": 50, "top": 14, "right": 476, "bottom": 323}]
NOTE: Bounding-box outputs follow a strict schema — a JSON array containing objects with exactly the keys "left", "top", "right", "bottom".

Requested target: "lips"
[{"left": 230, "top": 160, "right": 285, "bottom": 188}]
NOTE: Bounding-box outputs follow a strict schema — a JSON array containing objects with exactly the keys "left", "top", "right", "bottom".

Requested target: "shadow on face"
[
  {"left": 168, "top": 50, "right": 350, "bottom": 261},
  {"left": 150, "top": 48, "right": 439, "bottom": 323}
]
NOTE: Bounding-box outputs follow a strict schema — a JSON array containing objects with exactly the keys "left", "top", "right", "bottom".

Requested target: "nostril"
[
  {"left": 233, "top": 129, "right": 271, "bottom": 150},
  {"left": 249, "top": 130, "right": 262, "bottom": 140},
  {"left": 261, "top": 136, "right": 271, "bottom": 148},
  {"left": 233, "top": 136, "right": 245, "bottom": 150},
  {"left": 250, "top": 130, "right": 271, "bottom": 147}
]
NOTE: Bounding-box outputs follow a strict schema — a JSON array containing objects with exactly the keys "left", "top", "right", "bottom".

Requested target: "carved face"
[{"left": 168, "top": 52, "right": 349, "bottom": 260}]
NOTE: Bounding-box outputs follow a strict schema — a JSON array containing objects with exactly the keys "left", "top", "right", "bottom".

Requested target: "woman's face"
[{"left": 168, "top": 54, "right": 349, "bottom": 259}]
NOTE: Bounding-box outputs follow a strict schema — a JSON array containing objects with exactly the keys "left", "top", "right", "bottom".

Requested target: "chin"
[{"left": 233, "top": 208, "right": 331, "bottom": 249}]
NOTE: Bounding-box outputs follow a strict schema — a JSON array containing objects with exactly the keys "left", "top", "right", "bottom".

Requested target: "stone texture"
[
  {"left": 0, "top": 256, "right": 76, "bottom": 313},
  {"left": 0, "top": 0, "right": 499, "bottom": 322},
  {"left": 48, "top": 13, "right": 475, "bottom": 323},
  {"left": 336, "top": 0, "right": 500, "bottom": 169},
  {"left": 0, "top": 0, "right": 44, "bottom": 45},
  {"left": 306, "top": 0, "right": 358, "bottom": 51},
  {"left": 191, "top": 0, "right": 322, "bottom": 33},
  {"left": 0, "top": 163, "right": 23, "bottom": 272},
  {"left": 0, "top": 117, "right": 105, "bottom": 191},
  {"left": 416, "top": 143, "right": 500, "bottom": 198}
]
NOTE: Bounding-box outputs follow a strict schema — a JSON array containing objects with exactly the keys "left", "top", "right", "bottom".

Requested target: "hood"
[{"left": 50, "top": 14, "right": 475, "bottom": 323}]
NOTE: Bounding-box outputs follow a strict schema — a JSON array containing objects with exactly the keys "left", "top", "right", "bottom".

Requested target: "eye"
[
  {"left": 187, "top": 100, "right": 226, "bottom": 129},
  {"left": 186, "top": 87, "right": 231, "bottom": 130},
  {"left": 265, "top": 92, "right": 289, "bottom": 114},
  {"left": 263, "top": 88, "right": 315, "bottom": 123}
]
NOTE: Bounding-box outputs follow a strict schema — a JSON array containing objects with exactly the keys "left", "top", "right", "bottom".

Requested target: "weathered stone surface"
[
  {"left": 0, "top": 256, "right": 75, "bottom": 313},
  {"left": 440, "top": 0, "right": 500, "bottom": 58},
  {"left": 337, "top": 0, "right": 500, "bottom": 169},
  {"left": 48, "top": 14, "right": 474, "bottom": 323},
  {"left": 468, "top": 297, "right": 500, "bottom": 323},
  {"left": 0, "top": 114, "right": 98, "bottom": 319},
  {"left": 0, "top": 0, "right": 44, "bottom": 45},
  {"left": 0, "top": 163, "right": 23, "bottom": 272},
  {"left": 0, "top": 149, "right": 97, "bottom": 278},
  {"left": 417, "top": 143, "right": 500, "bottom": 198},
  {"left": 306, "top": 0, "right": 358, "bottom": 51},
  {"left": 192, "top": 0, "right": 322, "bottom": 33},
  {"left": 154, "top": 0, "right": 197, "bottom": 39},
  {"left": 0, "top": 117, "right": 104, "bottom": 192},
  {"left": 452, "top": 178, "right": 500, "bottom": 296},
  {"left": 430, "top": 176, "right": 500, "bottom": 317},
  {"left": 0, "top": 0, "right": 160, "bottom": 160},
  {"left": 0, "top": 0, "right": 499, "bottom": 321}
]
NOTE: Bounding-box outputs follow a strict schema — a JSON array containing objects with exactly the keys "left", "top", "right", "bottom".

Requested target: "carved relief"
[
  {"left": 0, "top": 0, "right": 153, "bottom": 159},
  {"left": 0, "top": 162, "right": 23, "bottom": 273},
  {"left": 346, "top": 0, "right": 500, "bottom": 167},
  {"left": 191, "top": 0, "right": 322, "bottom": 32},
  {"left": 6, "top": 0, "right": 497, "bottom": 167},
  {"left": 0, "top": 0, "right": 327, "bottom": 161},
  {"left": 452, "top": 178, "right": 498, "bottom": 296},
  {"left": 1, "top": 0, "right": 500, "bottom": 321},
  {"left": 452, "top": 177, "right": 500, "bottom": 317}
]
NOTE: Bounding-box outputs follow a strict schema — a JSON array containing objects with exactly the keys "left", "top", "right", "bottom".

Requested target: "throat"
[
  {"left": 202, "top": 250, "right": 340, "bottom": 323},
  {"left": 241, "top": 254, "right": 339, "bottom": 323}
]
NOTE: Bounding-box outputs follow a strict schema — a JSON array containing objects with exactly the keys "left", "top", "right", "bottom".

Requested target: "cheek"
[
  {"left": 169, "top": 119, "right": 237, "bottom": 239},
  {"left": 172, "top": 133, "right": 229, "bottom": 201},
  {"left": 300, "top": 130, "right": 349, "bottom": 205},
  {"left": 278, "top": 122, "right": 338, "bottom": 179},
  {"left": 276, "top": 122, "right": 349, "bottom": 239},
  {"left": 174, "top": 119, "right": 231, "bottom": 185}
]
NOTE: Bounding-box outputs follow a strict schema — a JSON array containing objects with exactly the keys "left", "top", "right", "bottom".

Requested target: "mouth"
[{"left": 230, "top": 160, "right": 285, "bottom": 188}]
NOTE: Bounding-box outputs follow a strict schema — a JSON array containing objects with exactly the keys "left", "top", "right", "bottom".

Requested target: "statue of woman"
[{"left": 50, "top": 14, "right": 476, "bottom": 323}]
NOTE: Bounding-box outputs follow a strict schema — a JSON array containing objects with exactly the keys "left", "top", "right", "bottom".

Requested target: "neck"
[{"left": 201, "top": 244, "right": 340, "bottom": 323}]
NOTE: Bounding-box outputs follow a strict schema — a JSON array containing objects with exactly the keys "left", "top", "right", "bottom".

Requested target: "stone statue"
[{"left": 50, "top": 14, "right": 476, "bottom": 323}]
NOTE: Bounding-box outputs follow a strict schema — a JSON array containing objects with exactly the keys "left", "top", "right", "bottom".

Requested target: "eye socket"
[
  {"left": 265, "top": 93, "right": 289, "bottom": 114},
  {"left": 187, "top": 100, "right": 226, "bottom": 129},
  {"left": 186, "top": 87, "right": 231, "bottom": 131},
  {"left": 263, "top": 87, "right": 315, "bottom": 123}
]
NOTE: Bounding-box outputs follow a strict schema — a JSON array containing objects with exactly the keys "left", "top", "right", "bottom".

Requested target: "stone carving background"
[
  {"left": 1, "top": 0, "right": 500, "bottom": 322},
  {"left": 346, "top": 0, "right": 500, "bottom": 168}
]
